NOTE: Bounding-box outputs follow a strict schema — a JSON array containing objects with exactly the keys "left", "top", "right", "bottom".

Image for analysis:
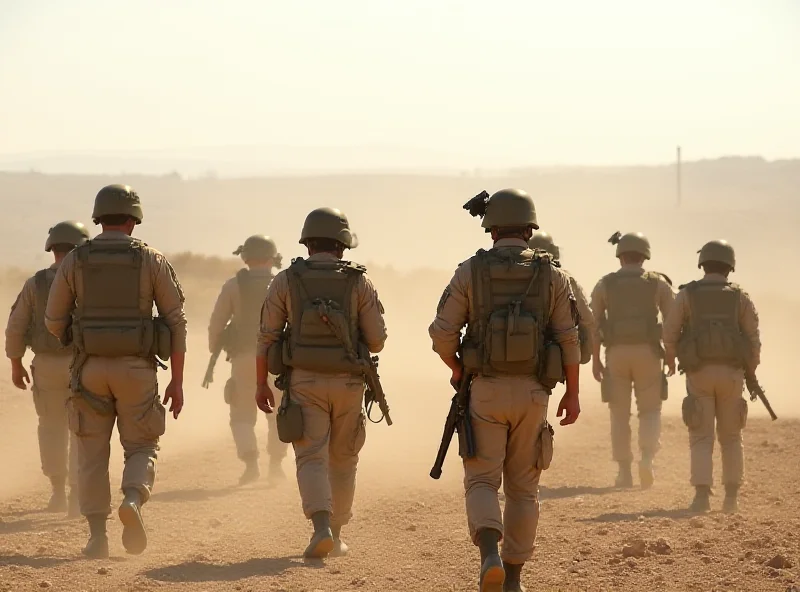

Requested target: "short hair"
[
  {"left": 95, "top": 214, "right": 136, "bottom": 226},
  {"left": 701, "top": 261, "right": 732, "bottom": 275}
]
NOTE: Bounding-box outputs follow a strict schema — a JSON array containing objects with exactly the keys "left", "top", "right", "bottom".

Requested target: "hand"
[
  {"left": 163, "top": 380, "right": 184, "bottom": 419},
  {"left": 665, "top": 356, "right": 676, "bottom": 377},
  {"left": 450, "top": 366, "right": 464, "bottom": 390},
  {"left": 592, "top": 358, "right": 605, "bottom": 382},
  {"left": 256, "top": 383, "right": 275, "bottom": 414},
  {"left": 11, "top": 362, "right": 30, "bottom": 390},
  {"left": 556, "top": 391, "right": 581, "bottom": 426}
]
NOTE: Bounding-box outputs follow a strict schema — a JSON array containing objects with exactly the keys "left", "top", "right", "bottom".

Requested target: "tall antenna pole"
[{"left": 676, "top": 145, "right": 682, "bottom": 208}]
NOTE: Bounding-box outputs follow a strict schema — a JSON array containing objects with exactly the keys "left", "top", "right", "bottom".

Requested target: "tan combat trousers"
[
  {"left": 290, "top": 369, "right": 367, "bottom": 528},
  {"left": 464, "top": 376, "right": 550, "bottom": 565},
  {"left": 67, "top": 356, "right": 166, "bottom": 517},
  {"left": 605, "top": 345, "right": 662, "bottom": 462},
  {"left": 686, "top": 365, "right": 746, "bottom": 487},
  {"left": 31, "top": 353, "right": 78, "bottom": 488},
  {"left": 229, "top": 355, "right": 287, "bottom": 462}
]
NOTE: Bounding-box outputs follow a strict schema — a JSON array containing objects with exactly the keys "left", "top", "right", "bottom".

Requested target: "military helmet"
[
  {"left": 697, "top": 240, "right": 735, "bottom": 271},
  {"left": 233, "top": 235, "right": 279, "bottom": 261},
  {"left": 45, "top": 221, "right": 91, "bottom": 252},
  {"left": 528, "top": 231, "right": 560, "bottom": 258},
  {"left": 481, "top": 188, "right": 539, "bottom": 232},
  {"left": 91, "top": 184, "right": 143, "bottom": 224},
  {"left": 299, "top": 207, "right": 358, "bottom": 249},
  {"left": 610, "top": 231, "right": 651, "bottom": 260}
]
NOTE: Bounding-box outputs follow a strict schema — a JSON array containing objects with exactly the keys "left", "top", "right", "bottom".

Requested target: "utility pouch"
[
  {"left": 539, "top": 343, "right": 562, "bottom": 390},
  {"left": 534, "top": 421, "right": 555, "bottom": 471},
  {"left": 276, "top": 392, "right": 304, "bottom": 443}
]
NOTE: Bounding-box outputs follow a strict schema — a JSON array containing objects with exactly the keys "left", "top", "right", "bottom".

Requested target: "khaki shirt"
[
  {"left": 662, "top": 273, "right": 761, "bottom": 366},
  {"left": 428, "top": 238, "right": 581, "bottom": 365},
  {"left": 590, "top": 263, "right": 675, "bottom": 346},
  {"left": 564, "top": 270, "right": 595, "bottom": 348},
  {"left": 5, "top": 262, "right": 59, "bottom": 359},
  {"left": 208, "top": 268, "right": 274, "bottom": 353},
  {"left": 44, "top": 231, "right": 188, "bottom": 352},
  {"left": 257, "top": 253, "right": 388, "bottom": 358}
]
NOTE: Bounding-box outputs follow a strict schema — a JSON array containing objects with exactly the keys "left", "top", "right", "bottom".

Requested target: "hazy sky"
[{"left": 1, "top": 0, "right": 798, "bottom": 167}]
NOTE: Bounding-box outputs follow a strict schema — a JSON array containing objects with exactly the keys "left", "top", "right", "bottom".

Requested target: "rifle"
[
  {"left": 202, "top": 323, "right": 232, "bottom": 389},
  {"left": 745, "top": 371, "right": 777, "bottom": 421},
  {"left": 358, "top": 343, "right": 392, "bottom": 426},
  {"left": 430, "top": 373, "right": 476, "bottom": 479}
]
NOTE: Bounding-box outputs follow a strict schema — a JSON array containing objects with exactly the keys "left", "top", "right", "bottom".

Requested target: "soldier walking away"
[
  {"left": 44, "top": 184, "right": 187, "bottom": 559},
  {"left": 255, "top": 208, "right": 387, "bottom": 559},
  {"left": 5, "top": 221, "right": 91, "bottom": 517},
  {"left": 429, "top": 189, "right": 582, "bottom": 592},
  {"left": 208, "top": 235, "right": 289, "bottom": 486},
  {"left": 662, "top": 240, "right": 760, "bottom": 514},
  {"left": 528, "top": 231, "right": 595, "bottom": 366},
  {"left": 590, "top": 232, "right": 675, "bottom": 489}
]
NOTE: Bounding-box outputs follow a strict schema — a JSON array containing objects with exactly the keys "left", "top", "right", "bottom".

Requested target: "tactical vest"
[
  {"left": 601, "top": 270, "right": 661, "bottom": 347},
  {"left": 282, "top": 258, "right": 365, "bottom": 374},
  {"left": 461, "top": 248, "right": 552, "bottom": 377},
  {"left": 72, "top": 239, "right": 168, "bottom": 359},
  {"left": 28, "top": 269, "right": 70, "bottom": 355},
  {"left": 677, "top": 281, "right": 748, "bottom": 371},
  {"left": 228, "top": 269, "right": 272, "bottom": 354}
]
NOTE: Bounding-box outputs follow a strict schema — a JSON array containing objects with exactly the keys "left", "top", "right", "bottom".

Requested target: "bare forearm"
[
  {"left": 564, "top": 363, "right": 579, "bottom": 395},
  {"left": 170, "top": 351, "right": 185, "bottom": 384},
  {"left": 256, "top": 354, "right": 269, "bottom": 387},
  {"left": 439, "top": 354, "right": 462, "bottom": 373}
]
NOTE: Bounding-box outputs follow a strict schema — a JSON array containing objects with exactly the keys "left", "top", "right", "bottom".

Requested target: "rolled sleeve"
[
  {"left": 208, "top": 279, "right": 235, "bottom": 353},
  {"left": 428, "top": 262, "right": 471, "bottom": 358},
  {"left": 257, "top": 272, "right": 290, "bottom": 358},
  {"left": 153, "top": 255, "right": 188, "bottom": 353},
  {"left": 549, "top": 268, "right": 580, "bottom": 365},
  {"left": 44, "top": 253, "right": 77, "bottom": 340},
  {"left": 5, "top": 278, "right": 34, "bottom": 359},
  {"left": 739, "top": 291, "right": 761, "bottom": 366},
  {"left": 589, "top": 278, "right": 608, "bottom": 349},
  {"left": 357, "top": 274, "right": 388, "bottom": 353}
]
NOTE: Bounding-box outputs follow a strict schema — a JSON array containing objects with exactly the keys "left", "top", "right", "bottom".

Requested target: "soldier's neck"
[
  {"left": 53, "top": 252, "right": 67, "bottom": 266},
  {"left": 100, "top": 224, "right": 133, "bottom": 236}
]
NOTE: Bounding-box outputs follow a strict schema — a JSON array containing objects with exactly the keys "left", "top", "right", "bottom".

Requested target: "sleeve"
[
  {"left": 257, "top": 272, "right": 290, "bottom": 357},
  {"left": 208, "top": 280, "right": 235, "bottom": 353},
  {"left": 570, "top": 275, "right": 595, "bottom": 344},
  {"left": 738, "top": 290, "right": 761, "bottom": 366},
  {"left": 44, "top": 254, "right": 77, "bottom": 340},
  {"left": 356, "top": 274, "right": 388, "bottom": 354},
  {"left": 5, "top": 279, "right": 34, "bottom": 359},
  {"left": 549, "top": 269, "right": 580, "bottom": 365},
  {"left": 589, "top": 278, "right": 607, "bottom": 347},
  {"left": 428, "top": 261, "right": 471, "bottom": 358},
  {"left": 152, "top": 253, "right": 188, "bottom": 353},
  {"left": 657, "top": 276, "right": 677, "bottom": 320},
  {"left": 662, "top": 290, "right": 689, "bottom": 358}
]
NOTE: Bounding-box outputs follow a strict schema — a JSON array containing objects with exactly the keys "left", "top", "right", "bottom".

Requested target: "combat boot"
[
  {"left": 82, "top": 514, "right": 109, "bottom": 559},
  {"left": 477, "top": 528, "right": 505, "bottom": 592},
  {"left": 331, "top": 525, "right": 349, "bottom": 557},
  {"left": 639, "top": 456, "right": 655, "bottom": 490},
  {"left": 239, "top": 455, "right": 260, "bottom": 486},
  {"left": 267, "top": 459, "right": 286, "bottom": 485},
  {"left": 67, "top": 487, "right": 81, "bottom": 519},
  {"left": 118, "top": 489, "right": 148, "bottom": 555},
  {"left": 47, "top": 476, "right": 68, "bottom": 513},
  {"left": 503, "top": 562, "right": 526, "bottom": 592},
  {"left": 689, "top": 486, "right": 711, "bottom": 513},
  {"left": 722, "top": 484, "right": 739, "bottom": 514},
  {"left": 304, "top": 511, "right": 334, "bottom": 559},
  {"left": 615, "top": 463, "right": 633, "bottom": 488}
]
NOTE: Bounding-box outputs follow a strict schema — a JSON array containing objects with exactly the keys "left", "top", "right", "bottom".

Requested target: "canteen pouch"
[
  {"left": 224, "top": 378, "right": 235, "bottom": 405},
  {"left": 534, "top": 421, "right": 555, "bottom": 471},
  {"left": 276, "top": 393, "right": 304, "bottom": 443},
  {"left": 539, "top": 343, "right": 563, "bottom": 390},
  {"left": 681, "top": 395, "right": 703, "bottom": 430}
]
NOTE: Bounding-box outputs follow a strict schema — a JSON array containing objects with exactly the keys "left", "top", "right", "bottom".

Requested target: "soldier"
[
  {"left": 590, "top": 232, "right": 674, "bottom": 489},
  {"left": 208, "top": 235, "right": 289, "bottom": 485},
  {"left": 5, "top": 221, "right": 91, "bottom": 517},
  {"left": 662, "top": 240, "right": 760, "bottom": 513},
  {"left": 429, "top": 189, "right": 581, "bottom": 592},
  {"left": 528, "top": 231, "right": 595, "bottom": 365},
  {"left": 44, "top": 184, "right": 187, "bottom": 559},
  {"left": 255, "top": 207, "right": 387, "bottom": 559}
]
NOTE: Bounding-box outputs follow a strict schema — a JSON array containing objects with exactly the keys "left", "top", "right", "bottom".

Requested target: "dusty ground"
[{"left": 1, "top": 370, "right": 797, "bottom": 592}]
